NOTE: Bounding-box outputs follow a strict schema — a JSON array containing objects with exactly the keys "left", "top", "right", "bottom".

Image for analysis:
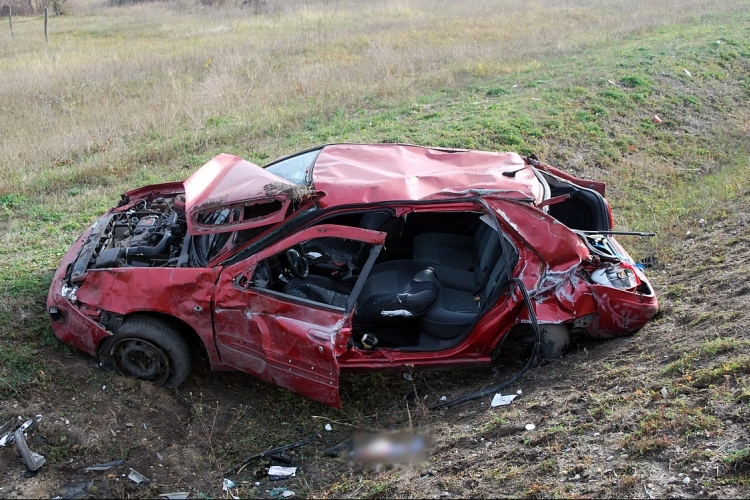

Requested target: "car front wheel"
[{"left": 105, "top": 317, "right": 191, "bottom": 388}]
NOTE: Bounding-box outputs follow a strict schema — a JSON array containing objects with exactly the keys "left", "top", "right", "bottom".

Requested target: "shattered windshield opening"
[
  {"left": 264, "top": 148, "right": 321, "bottom": 186},
  {"left": 190, "top": 209, "right": 232, "bottom": 266}
]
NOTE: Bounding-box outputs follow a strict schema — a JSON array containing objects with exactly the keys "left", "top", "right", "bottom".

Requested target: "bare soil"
[{"left": 1, "top": 195, "right": 749, "bottom": 498}]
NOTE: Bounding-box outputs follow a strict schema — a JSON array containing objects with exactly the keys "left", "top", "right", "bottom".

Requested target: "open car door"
[{"left": 212, "top": 224, "right": 386, "bottom": 407}]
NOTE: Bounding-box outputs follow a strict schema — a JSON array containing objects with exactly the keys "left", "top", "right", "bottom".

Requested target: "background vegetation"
[{"left": 0, "top": 0, "right": 749, "bottom": 497}]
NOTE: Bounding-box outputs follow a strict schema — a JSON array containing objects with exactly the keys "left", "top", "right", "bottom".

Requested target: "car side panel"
[
  {"left": 72, "top": 267, "right": 221, "bottom": 363},
  {"left": 212, "top": 284, "right": 347, "bottom": 408},
  {"left": 338, "top": 289, "right": 521, "bottom": 370},
  {"left": 214, "top": 224, "right": 387, "bottom": 408}
]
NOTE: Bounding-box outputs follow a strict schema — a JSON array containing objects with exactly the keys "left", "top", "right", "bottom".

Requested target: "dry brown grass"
[{"left": 0, "top": 0, "right": 745, "bottom": 196}]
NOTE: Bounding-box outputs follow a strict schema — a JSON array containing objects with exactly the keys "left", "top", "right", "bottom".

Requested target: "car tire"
[{"left": 106, "top": 317, "right": 191, "bottom": 389}]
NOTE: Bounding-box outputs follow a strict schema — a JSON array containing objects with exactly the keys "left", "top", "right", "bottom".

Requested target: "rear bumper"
[{"left": 588, "top": 276, "right": 659, "bottom": 338}]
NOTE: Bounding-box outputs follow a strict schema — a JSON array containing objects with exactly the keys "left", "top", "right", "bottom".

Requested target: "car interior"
[
  {"left": 541, "top": 172, "right": 611, "bottom": 231},
  {"left": 250, "top": 208, "right": 519, "bottom": 351}
]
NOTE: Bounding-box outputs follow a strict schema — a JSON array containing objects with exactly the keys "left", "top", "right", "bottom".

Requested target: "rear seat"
[
  {"left": 413, "top": 222, "right": 491, "bottom": 272},
  {"left": 413, "top": 221, "right": 516, "bottom": 339},
  {"left": 414, "top": 221, "right": 499, "bottom": 291}
]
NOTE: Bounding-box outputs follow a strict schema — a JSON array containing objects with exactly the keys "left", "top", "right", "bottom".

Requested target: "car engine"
[{"left": 91, "top": 196, "right": 188, "bottom": 269}]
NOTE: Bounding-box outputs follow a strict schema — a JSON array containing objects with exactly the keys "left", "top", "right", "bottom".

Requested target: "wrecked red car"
[{"left": 48, "top": 144, "right": 658, "bottom": 407}]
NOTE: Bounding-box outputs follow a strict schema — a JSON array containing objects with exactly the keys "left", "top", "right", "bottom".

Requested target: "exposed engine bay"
[{"left": 90, "top": 195, "right": 189, "bottom": 270}]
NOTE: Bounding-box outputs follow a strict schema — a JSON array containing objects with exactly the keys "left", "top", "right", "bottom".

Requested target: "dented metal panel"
[
  {"left": 184, "top": 154, "right": 297, "bottom": 235},
  {"left": 312, "top": 144, "right": 545, "bottom": 207},
  {"left": 47, "top": 143, "right": 659, "bottom": 408},
  {"left": 487, "top": 198, "right": 590, "bottom": 270},
  {"left": 213, "top": 224, "right": 387, "bottom": 407}
]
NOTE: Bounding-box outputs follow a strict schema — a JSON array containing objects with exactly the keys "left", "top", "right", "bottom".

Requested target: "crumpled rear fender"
[{"left": 486, "top": 198, "right": 591, "bottom": 272}]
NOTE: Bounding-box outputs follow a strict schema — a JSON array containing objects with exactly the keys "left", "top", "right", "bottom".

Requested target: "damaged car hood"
[{"left": 184, "top": 153, "right": 306, "bottom": 235}]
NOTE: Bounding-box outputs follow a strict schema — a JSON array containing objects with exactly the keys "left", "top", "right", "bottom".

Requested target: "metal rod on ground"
[
  {"left": 7, "top": 6, "right": 12, "bottom": 38},
  {"left": 44, "top": 7, "right": 48, "bottom": 43},
  {"left": 223, "top": 433, "right": 318, "bottom": 476}
]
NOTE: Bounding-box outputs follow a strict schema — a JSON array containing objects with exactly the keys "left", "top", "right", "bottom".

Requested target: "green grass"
[
  {"left": 724, "top": 448, "right": 750, "bottom": 473},
  {"left": 0, "top": 3, "right": 750, "bottom": 496}
]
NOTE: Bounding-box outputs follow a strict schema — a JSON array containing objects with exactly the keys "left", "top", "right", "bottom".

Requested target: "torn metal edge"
[
  {"left": 85, "top": 459, "right": 125, "bottom": 472},
  {"left": 13, "top": 428, "right": 46, "bottom": 472}
]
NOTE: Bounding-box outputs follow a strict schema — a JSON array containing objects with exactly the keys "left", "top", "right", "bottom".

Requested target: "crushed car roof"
[
  {"left": 312, "top": 144, "right": 544, "bottom": 207},
  {"left": 183, "top": 144, "right": 546, "bottom": 223}
]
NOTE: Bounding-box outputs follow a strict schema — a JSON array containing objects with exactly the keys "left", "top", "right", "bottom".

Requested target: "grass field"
[{"left": 1, "top": 0, "right": 750, "bottom": 497}]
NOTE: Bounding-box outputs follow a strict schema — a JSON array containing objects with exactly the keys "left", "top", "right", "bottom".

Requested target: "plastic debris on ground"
[
  {"left": 224, "top": 434, "right": 317, "bottom": 476},
  {"left": 222, "top": 478, "right": 240, "bottom": 500},
  {"left": 268, "top": 466, "right": 297, "bottom": 478},
  {"left": 14, "top": 427, "right": 46, "bottom": 471},
  {"left": 324, "top": 424, "right": 332, "bottom": 431},
  {"left": 403, "top": 373, "right": 413, "bottom": 381},
  {"left": 660, "top": 387, "right": 668, "bottom": 399},
  {"left": 128, "top": 469, "right": 150, "bottom": 485},
  {"left": 269, "top": 487, "right": 295, "bottom": 498},
  {"left": 85, "top": 459, "right": 125, "bottom": 472},
  {"left": 0, "top": 417, "right": 20, "bottom": 447},
  {"left": 158, "top": 492, "right": 190, "bottom": 499},
  {"left": 525, "top": 423, "right": 536, "bottom": 431},
  {"left": 490, "top": 394, "right": 517, "bottom": 407}
]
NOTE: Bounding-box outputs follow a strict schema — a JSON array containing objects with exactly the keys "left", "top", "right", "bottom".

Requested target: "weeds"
[
  {"left": 724, "top": 448, "right": 750, "bottom": 473},
  {"left": 190, "top": 396, "right": 249, "bottom": 471},
  {"left": 0, "top": 1, "right": 750, "bottom": 498}
]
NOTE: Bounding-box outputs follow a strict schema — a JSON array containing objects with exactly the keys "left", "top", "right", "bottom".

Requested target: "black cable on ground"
[{"left": 429, "top": 278, "right": 541, "bottom": 410}]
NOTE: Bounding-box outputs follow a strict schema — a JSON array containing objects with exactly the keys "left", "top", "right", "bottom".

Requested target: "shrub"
[{"left": 3, "top": 0, "right": 45, "bottom": 16}]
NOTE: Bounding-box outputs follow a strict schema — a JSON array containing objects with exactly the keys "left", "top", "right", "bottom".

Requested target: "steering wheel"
[{"left": 282, "top": 247, "right": 309, "bottom": 279}]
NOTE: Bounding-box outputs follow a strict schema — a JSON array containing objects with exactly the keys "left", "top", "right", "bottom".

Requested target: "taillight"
[
  {"left": 604, "top": 199, "right": 615, "bottom": 230},
  {"left": 590, "top": 262, "right": 640, "bottom": 290}
]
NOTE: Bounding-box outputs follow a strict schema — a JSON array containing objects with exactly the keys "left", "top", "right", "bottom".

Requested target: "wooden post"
[
  {"left": 44, "top": 7, "right": 48, "bottom": 43},
  {"left": 7, "top": 5, "right": 12, "bottom": 39}
]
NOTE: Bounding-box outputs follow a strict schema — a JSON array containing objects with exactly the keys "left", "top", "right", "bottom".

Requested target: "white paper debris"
[
  {"left": 490, "top": 394, "right": 517, "bottom": 407},
  {"left": 660, "top": 387, "right": 668, "bottom": 399},
  {"left": 268, "top": 466, "right": 297, "bottom": 478},
  {"left": 324, "top": 424, "right": 332, "bottom": 431},
  {"left": 525, "top": 423, "right": 536, "bottom": 431}
]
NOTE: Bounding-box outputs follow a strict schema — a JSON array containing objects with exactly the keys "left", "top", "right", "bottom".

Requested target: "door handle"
[{"left": 307, "top": 329, "right": 331, "bottom": 342}]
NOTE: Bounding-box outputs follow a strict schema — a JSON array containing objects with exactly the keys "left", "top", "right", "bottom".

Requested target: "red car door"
[{"left": 212, "top": 224, "right": 386, "bottom": 407}]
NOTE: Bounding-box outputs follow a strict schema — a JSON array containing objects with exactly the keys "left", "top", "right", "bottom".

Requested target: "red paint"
[
  {"left": 48, "top": 143, "right": 659, "bottom": 407},
  {"left": 313, "top": 144, "right": 544, "bottom": 207}
]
